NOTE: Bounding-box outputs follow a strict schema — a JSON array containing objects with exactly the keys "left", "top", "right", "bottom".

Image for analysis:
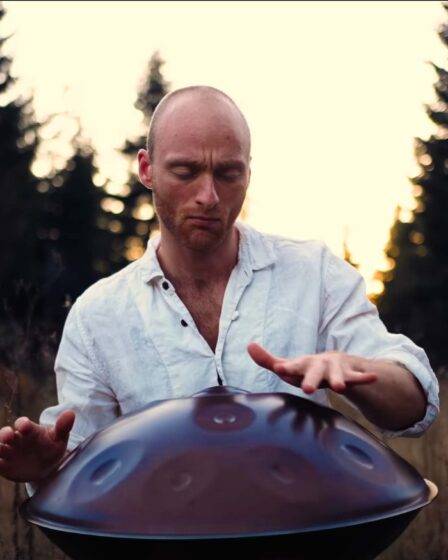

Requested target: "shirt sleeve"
[
  {"left": 318, "top": 248, "right": 439, "bottom": 438},
  {"left": 39, "top": 301, "right": 120, "bottom": 451}
]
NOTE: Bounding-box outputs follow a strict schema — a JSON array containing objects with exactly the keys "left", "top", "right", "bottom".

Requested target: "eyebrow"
[
  {"left": 166, "top": 158, "right": 202, "bottom": 168},
  {"left": 165, "top": 158, "right": 246, "bottom": 169},
  {"left": 215, "top": 160, "right": 246, "bottom": 170}
]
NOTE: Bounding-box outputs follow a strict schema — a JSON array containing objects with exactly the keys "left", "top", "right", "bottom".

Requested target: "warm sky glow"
[{"left": 3, "top": 1, "right": 447, "bottom": 292}]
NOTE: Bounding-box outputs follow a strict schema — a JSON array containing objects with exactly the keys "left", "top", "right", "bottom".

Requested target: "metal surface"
[{"left": 21, "top": 386, "right": 437, "bottom": 559}]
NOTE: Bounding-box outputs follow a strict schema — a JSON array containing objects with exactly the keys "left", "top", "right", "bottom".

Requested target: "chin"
[{"left": 183, "top": 229, "right": 227, "bottom": 253}]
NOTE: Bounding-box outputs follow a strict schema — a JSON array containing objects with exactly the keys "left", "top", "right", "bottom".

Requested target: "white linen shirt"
[{"left": 40, "top": 222, "right": 439, "bottom": 449}]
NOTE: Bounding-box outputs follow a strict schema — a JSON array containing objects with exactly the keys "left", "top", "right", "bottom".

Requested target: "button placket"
[
  {"left": 148, "top": 280, "right": 217, "bottom": 395},
  {"left": 214, "top": 265, "right": 254, "bottom": 384},
  {"left": 159, "top": 278, "right": 214, "bottom": 356}
]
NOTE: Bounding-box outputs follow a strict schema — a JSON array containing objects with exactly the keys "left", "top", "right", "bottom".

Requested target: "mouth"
[{"left": 187, "top": 216, "right": 221, "bottom": 227}]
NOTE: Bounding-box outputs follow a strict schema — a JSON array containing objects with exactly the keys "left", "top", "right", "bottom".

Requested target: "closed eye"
[
  {"left": 219, "top": 171, "right": 241, "bottom": 182},
  {"left": 171, "top": 165, "right": 199, "bottom": 179},
  {"left": 216, "top": 165, "right": 245, "bottom": 181}
]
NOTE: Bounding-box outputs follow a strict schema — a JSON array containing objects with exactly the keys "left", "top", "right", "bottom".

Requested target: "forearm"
[{"left": 344, "top": 358, "right": 427, "bottom": 431}]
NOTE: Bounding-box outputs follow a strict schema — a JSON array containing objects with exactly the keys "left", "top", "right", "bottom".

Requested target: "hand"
[
  {"left": 247, "top": 343, "right": 377, "bottom": 394},
  {"left": 0, "top": 410, "right": 75, "bottom": 483}
]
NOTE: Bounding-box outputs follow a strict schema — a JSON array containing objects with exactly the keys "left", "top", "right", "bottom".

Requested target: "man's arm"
[
  {"left": 247, "top": 245, "right": 438, "bottom": 436},
  {"left": 0, "top": 410, "right": 75, "bottom": 483},
  {"left": 0, "top": 299, "right": 119, "bottom": 486},
  {"left": 343, "top": 357, "right": 426, "bottom": 431},
  {"left": 247, "top": 343, "right": 426, "bottom": 431},
  {"left": 39, "top": 300, "right": 119, "bottom": 451}
]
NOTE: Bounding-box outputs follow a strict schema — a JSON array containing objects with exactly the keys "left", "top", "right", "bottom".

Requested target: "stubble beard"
[{"left": 153, "top": 192, "right": 235, "bottom": 254}]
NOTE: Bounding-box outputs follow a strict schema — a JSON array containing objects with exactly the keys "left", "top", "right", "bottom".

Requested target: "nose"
[{"left": 195, "top": 174, "right": 219, "bottom": 208}]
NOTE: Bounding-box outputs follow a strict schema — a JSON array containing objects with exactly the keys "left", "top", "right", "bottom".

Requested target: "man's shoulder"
[
  {"left": 242, "top": 223, "right": 329, "bottom": 264},
  {"left": 265, "top": 231, "right": 326, "bottom": 255},
  {"left": 74, "top": 258, "right": 143, "bottom": 315}
]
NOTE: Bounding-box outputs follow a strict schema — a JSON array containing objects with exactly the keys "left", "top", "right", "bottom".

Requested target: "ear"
[
  {"left": 246, "top": 163, "right": 251, "bottom": 190},
  {"left": 138, "top": 149, "right": 153, "bottom": 190},
  {"left": 246, "top": 154, "right": 252, "bottom": 187}
]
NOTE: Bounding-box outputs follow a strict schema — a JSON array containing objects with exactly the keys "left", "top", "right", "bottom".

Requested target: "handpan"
[{"left": 21, "top": 386, "right": 437, "bottom": 560}]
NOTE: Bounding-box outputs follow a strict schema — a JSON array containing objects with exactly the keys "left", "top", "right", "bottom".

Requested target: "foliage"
[
  {"left": 376, "top": 4, "right": 448, "bottom": 374},
  {"left": 113, "top": 51, "right": 170, "bottom": 266},
  {"left": 0, "top": 3, "right": 40, "bottom": 314}
]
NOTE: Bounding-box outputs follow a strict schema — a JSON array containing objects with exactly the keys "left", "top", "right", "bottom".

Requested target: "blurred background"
[{"left": 1, "top": 1, "right": 448, "bottom": 558}]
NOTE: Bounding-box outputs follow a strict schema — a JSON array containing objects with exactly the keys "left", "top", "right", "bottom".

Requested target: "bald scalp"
[{"left": 147, "top": 86, "right": 251, "bottom": 159}]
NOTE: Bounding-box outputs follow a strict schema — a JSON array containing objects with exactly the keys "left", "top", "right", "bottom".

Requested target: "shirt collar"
[
  {"left": 236, "top": 222, "right": 276, "bottom": 272},
  {"left": 138, "top": 222, "right": 276, "bottom": 284},
  {"left": 139, "top": 233, "right": 164, "bottom": 283}
]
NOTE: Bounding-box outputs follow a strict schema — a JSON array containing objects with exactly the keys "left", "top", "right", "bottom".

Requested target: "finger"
[
  {"left": 301, "top": 361, "right": 327, "bottom": 394},
  {"left": 0, "top": 443, "right": 13, "bottom": 459},
  {"left": 0, "top": 426, "right": 15, "bottom": 444},
  {"left": 273, "top": 356, "right": 309, "bottom": 376},
  {"left": 14, "top": 417, "right": 43, "bottom": 445},
  {"left": 247, "top": 343, "right": 286, "bottom": 372},
  {"left": 345, "top": 370, "right": 378, "bottom": 385},
  {"left": 327, "top": 363, "right": 346, "bottom": 393},
  {"left": 14, "top": 416, "right": 35, "bottom": 436},
  {"left": 51, "top": 410, "right": 75, "bottom": 443}
]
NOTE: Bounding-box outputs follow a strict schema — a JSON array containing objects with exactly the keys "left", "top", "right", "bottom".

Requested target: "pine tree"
[
  {"left": 376, "top": 4, "right": 448, "bottom": 374},
  {"left": 115, "top": 51, "right": 170, "bottom": 266},
  {"left": 36, "top": 128, "right": 116, "bottom": 325},
  {"left": 0, "top": 3, "right": 40, "bottom": 313},
  {"left": 0, "top": 3, "right": 51, "bottom": 432}
]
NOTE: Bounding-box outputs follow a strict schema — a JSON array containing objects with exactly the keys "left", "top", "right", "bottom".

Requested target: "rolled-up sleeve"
[
  {"left": 39, "top": 302, "right": 120, "bottom": 450},
  {"left": 319, "top": 249, "right": 439, "bottom": 438}
]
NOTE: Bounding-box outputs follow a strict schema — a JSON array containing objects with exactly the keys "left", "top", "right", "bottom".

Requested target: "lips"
[{"left": 187, "top": 216, "right": 221, "bottom": 228}]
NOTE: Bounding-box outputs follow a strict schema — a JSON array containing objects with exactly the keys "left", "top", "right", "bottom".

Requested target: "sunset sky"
[{"left": 3, "top": 1, "right": 447, "bottom": 293}]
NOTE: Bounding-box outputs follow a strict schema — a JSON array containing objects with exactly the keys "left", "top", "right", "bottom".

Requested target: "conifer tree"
[
  {"left": 116, "top": 51, "right": 170, "bottom": 265},
  {"left": 36, "top": 133, "right": 113, "bottom": 325},
  {"left": 0, "top": 3, "right": 40, "bottom": 313},
  {"left": 377, "top": 5, "right": 448, "bottom": 374}
]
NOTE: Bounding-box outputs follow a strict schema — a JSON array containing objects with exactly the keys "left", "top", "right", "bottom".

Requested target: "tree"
[
  {"left": 114, "top": 51, "right": 170, "bottom": 266},
  {"left": 36, "top": 131, "right": 115, "bottom": 325},
  {"left": 35, "top": 51, "right": 170, "bottom": 325},
  {"left": 0, "top": 3, "right": 40, "bottom": 314},
  {"left": 376, "top": 4, "right": 448, "bottom": 374}
]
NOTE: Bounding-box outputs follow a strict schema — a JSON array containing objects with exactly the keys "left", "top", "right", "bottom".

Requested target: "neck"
[{"left": 156, "top": 227, "right": 239, "bottom": 285}]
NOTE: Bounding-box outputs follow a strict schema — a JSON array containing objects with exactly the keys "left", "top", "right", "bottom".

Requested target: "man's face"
[{"left": 139, "top": 95, "right": 251, "bottom": 253}]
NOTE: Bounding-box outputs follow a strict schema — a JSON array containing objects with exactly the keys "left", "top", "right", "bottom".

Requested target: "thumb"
[
  {"left": 247, "top": 342, "right": 285, "bottom": 372},
  {"left": 51, "top": 410, "right": 76, "bottom": 443}
]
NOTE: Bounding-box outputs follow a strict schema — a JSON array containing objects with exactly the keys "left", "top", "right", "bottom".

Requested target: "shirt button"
[
  {"left": 181, "top": 319, "right": 188, "bottom": 327},
  {"left": 162, "top": 281, "right": 169, "bottom": 290},
  {"left": 232, "top": 311, "right": 240, "bottom": 321}
]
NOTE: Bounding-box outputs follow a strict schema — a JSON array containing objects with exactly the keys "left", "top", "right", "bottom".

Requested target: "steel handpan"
[{"left": 21, "top": 386, "right": 437, "bottom": 560}]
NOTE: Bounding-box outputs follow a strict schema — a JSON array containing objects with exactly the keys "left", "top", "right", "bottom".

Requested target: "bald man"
[{"left": 0, "top": 86, "right": 439, "bottom": 487}]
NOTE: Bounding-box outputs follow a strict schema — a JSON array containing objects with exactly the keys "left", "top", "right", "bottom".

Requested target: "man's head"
[
  {"left": 138, "top": 86, "right": 251, "bottom": 253},
  {"left": 146, "top": 85, "right": 251, "bottom": 159}
]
